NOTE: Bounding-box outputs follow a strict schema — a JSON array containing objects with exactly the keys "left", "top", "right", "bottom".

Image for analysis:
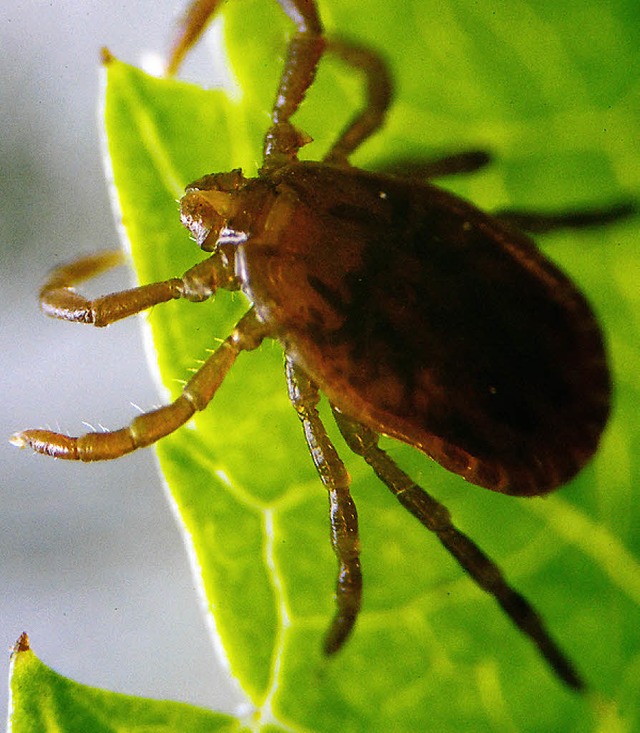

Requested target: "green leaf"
[
  {"left": 11, "top": 0, "right": 640, "bottom": 731},
  {"left": 8, "top": 634, "right": 248, "bottom": 733}
]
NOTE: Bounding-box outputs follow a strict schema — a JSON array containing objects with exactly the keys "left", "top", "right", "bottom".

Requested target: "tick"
[{"left": 12, "top": 0, "right": 634, "bottom": 691}]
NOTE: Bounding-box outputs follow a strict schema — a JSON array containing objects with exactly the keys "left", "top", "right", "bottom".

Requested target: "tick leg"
[
  {"left": 322, "top": 38, "right": 393, "bottom": 166},
  {"left": 167, "top": 0, "right": 324, "bottom": 88},
  {"left": 332, "top": 408, "right": 585, "bottom": 691},
  {"left": 166, "top": 0, "right": 224, "bottom": 76},
  {"left": 495, "top": 200, "right": 637, "bottom": 234},
  {"left": 12, "top": 308, "right": 267, "bottom": 460},
  {"left": 39, "top": 250, "right": 237, "bottom": 326},
  {"left": 285, "top": 357, "right": 362, "bottom": 654},
  {"left": 373, "top": 150, "right": 493, "bottom": 179},
  {"left": 261, "top": 1, "right": 325, "bottom": 166},
  {"left": 166, "top": 0, "right": 325, "bottom": 166}
]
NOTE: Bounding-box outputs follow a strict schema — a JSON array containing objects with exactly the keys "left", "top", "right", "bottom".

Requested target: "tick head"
[{"left": 180, "top": 169, "right": 247, "bottom": 251}]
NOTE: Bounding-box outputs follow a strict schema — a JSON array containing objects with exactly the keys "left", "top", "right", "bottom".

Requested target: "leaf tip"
[
  {"left": 101, "top": 47, "right": 116, "bottom": 66},
  {"left": 12, "top": 632, "right": 31, "bottom": 656}
]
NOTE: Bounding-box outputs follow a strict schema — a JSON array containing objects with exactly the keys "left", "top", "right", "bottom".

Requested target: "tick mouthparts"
[{"left": 180, "top": 189, "right": 236, "bottom": 250}]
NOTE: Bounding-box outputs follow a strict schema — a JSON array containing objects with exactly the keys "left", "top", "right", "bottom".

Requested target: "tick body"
[
  {"left": 229, "top": 161, "right": 609, "bottom": 497},
  {"left": 13, "top": 0, "right": 633, "bottom": 692}
]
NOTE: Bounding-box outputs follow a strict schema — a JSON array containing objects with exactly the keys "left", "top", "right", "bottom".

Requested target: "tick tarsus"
[{"left": 14, "top": 0, "right": 631, "bottom": 692}]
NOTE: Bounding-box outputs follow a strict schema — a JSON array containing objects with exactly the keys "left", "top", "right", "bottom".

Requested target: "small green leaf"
[{"left": 8, "top": 634, "right": 248, "bottom": 732}]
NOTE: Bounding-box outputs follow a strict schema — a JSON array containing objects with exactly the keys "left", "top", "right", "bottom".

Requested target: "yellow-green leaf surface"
[
  {"left": 8, "top": 634, "right": 248, "bottom": 733},
  {"left": 14, "top": 0, "right": 640, "bottom": 731}
]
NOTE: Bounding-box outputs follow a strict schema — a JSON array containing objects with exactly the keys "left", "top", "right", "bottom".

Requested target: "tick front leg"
[
  {"left": 332, "top": 408, "right": 585, "bottom": 691},
  {"left": 322, "top": 38, "right": 393, "bottom": 166},
  {"left": 165, "top": 0, "right": 325, "bottom": 166},
  {"left": 261, "top": 1, "right": 325, "bottom": 166},
  {"left": 167, "top": 0, "right": 324, "bottom": 91},
  {"left": 166, "top": 0, "right": 224, "bottom": 76},
  {"left": 39, "top": 250, "right": 235, "bottom": 326},
  {"left": 12, "top": 308, "right": 267, "bottom": 460},
  {"left": 285, "top": 357, "right": 362, "bottom": 654}
]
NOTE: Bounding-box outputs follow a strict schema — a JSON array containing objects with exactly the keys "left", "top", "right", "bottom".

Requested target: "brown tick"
[{"left": 12, "top": 0, "right": 635, "bottom": 691}]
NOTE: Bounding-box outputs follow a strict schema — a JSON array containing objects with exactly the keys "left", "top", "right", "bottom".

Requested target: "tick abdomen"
[{"left": 242, "top": 162, "right": 611, "bottom": 496}]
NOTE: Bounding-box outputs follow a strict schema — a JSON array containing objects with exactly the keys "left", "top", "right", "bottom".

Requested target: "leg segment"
[
  {"left": 373, "top": 150, "right": 493, "bottom": 180},
  {"left": 260, "top": 0, "right": 325, "bottom": 166},
  {"left": 167, "top": 0, "right": 323, "bottom": 94},
  {"left": 166, "top": 1, "right": 396, "bottom": 166},
  {"left": 269, "top": 0, "right": 324, "bottom": 125},
  {"left": 165, "top": 0, "right": 325, "bottom": 167},
  {"left": 166, "top": 0, "right": 224, "bottom": 76},
  {"left": 38, "top": 250, "right": 238, "bottom": 327},
  {"left": 495, "top": 200, "right": 636, "bottom": 234},
  {"left": 332, "top": 408, "right": 585, "bottom": 691},
  {"left": 285, "top": 357, "right": 362, "bottom": 654},
  {"left": 322, "top": 38, "right": 393, "bottom": 166},
  {"left": 12, "top": 308, "right": 267, "bottom": 460}
]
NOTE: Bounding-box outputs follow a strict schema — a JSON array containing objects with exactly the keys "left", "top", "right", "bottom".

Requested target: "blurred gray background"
[{"left": 0, "top": 0, "right": 245, "bottom": 720}]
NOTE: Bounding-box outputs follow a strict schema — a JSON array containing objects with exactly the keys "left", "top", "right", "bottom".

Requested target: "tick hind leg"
[
  {"left": 12, "top": 308, "right": 268, "bottom": 460},
  {"left": 373, "top": 150, "right": 493, "bottom": 180},
  {"left": 285, "top": 357, "right": 362, "bottom": 654},
  {"left": 331, "top": 408, "right": 585, "bottom": 691},
  {"left": 495, "top": 200, "right": 637, "bottom": 234}
]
